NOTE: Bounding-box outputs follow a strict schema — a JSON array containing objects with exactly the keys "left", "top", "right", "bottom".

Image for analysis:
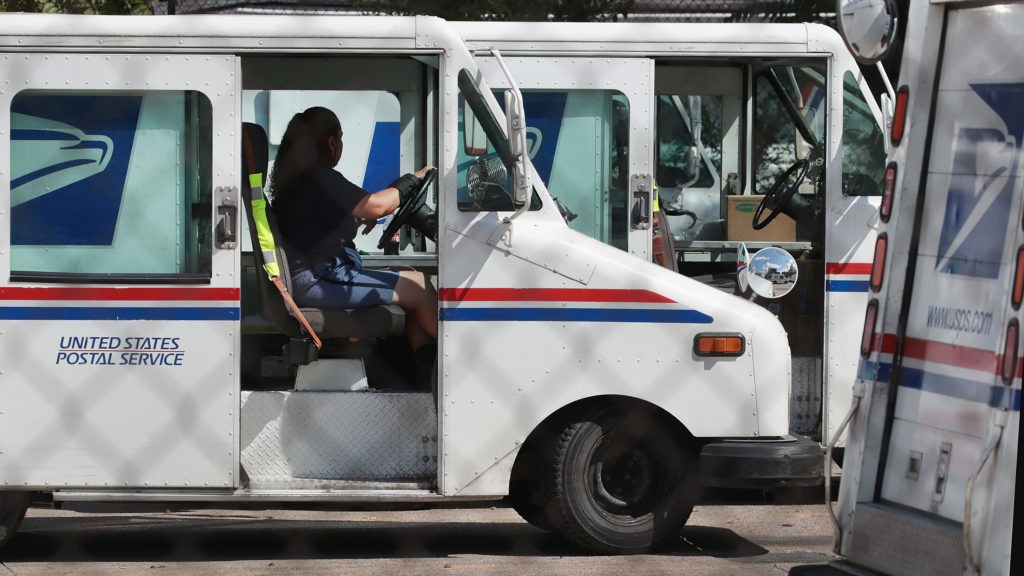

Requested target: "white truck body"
[
  {"left": 808, "top": 1, "right": 1022, "bottom": 575},
  {"left": 452, "top": 21, "right": 887, "bottom": 461},
  {"left": 0, "top": 13, "right": 795, "bottom": 554}
]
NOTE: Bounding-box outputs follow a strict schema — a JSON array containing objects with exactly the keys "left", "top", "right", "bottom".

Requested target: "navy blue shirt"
[{"left": 272, "top": 166, "right": 369, "bottom": 271}]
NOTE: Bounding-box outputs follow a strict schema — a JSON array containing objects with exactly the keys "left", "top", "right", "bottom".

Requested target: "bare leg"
[{"left": 392, "top": 269, "right": 438, "bottom": 349}]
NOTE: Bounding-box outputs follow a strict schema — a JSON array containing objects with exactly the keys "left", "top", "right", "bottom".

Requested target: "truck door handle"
[
  {"left": 215, "top": 185, "right": 238, "bottom": 249},
  {"left": 631, "top": 175, "right": 652, "bottom": 231}
]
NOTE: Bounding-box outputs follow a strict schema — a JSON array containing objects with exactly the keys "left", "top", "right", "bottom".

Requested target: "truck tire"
[
  {"left": 547, "top": 406, "right": 698, "bottom": 554},
  {"left": 0, "top": 491, "right": 31, "bottom": 548}
]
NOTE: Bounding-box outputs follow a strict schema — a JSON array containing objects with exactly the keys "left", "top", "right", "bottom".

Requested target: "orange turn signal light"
[{"left": 694, "top": 333, "right": 745, "bottom": 357}]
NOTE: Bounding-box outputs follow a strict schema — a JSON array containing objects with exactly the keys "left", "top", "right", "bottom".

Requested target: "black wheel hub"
[{"left": 590, "top": 435, "right": 658, "bottom": 516}]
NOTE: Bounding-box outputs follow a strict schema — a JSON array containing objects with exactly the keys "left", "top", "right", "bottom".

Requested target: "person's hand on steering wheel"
[
  {"left": 360, "top": 166, "right": 434, "bottom": 237},
  {"left": 386, "top": 166, "right": 432, "bottom": 205},
  {"left": 359, "top": 217, "right": 378, "bottom": 235},
  {"left": 377, "top": 166, "right": 438, "bottom": 249}
]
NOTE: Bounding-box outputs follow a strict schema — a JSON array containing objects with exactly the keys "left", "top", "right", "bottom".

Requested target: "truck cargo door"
[
  {"left": 0, "top": 53, "right": 241, "bottom": 489},
  {"left": 878, "top": 5, "right": 1023, "bottom": 522},
  {"left": 474, "top": 56, "right": 655, "bottom": 259}
]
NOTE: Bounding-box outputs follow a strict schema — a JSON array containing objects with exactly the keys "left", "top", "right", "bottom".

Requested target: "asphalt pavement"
[{"left": 0, "top": 488, "right": 839, "bottom": 576}]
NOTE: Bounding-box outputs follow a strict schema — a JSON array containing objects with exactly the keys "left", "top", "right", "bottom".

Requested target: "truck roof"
[
  {"left": 451, "top": 21, "right": 845, "bottom": 57},
  {"left": 0, "top": 13, "right": 458, "bottom": 52}
]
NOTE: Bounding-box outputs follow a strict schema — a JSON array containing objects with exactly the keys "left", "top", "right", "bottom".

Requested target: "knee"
[
  {"left": 395, "top": 271, "right": 433, "bottom": 307},
  {"left": 398, "top": 269, "right": 426, "bottom": 289}
]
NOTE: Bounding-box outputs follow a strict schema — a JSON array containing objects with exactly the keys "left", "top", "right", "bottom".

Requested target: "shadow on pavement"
[{"left": 1, "top": 511, "right": 770, "bottom": 563}]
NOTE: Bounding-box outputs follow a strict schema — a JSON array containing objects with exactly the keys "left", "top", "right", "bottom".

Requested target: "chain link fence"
[{"left": 153, "top": 0, "right": 835, "bottom": 24}]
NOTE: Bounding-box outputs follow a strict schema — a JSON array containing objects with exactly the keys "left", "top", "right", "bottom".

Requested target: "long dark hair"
[{"left": 268, "top": 106, "right": 342, "bottom": 205}]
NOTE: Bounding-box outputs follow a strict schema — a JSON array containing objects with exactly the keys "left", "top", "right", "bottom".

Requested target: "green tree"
[
  {"left": 730, "top": 0, "right": 834, "bottom": 25},
  {"left": 356, "top": 0, "right": 633, "bottom": 21},
  {"left": 0, "top": 0, "right": 152, "bottom": 14}
]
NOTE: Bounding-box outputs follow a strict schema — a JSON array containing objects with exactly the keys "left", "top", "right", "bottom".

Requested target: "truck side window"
[
  {"left": 655, "top": 94, "right": 721, "bottom": 191},
  {"left": 841, "top": 71, "right": 886, "bottom": 196},
  {"left": 9, "top": 91, "right": 212, "bottom": 280},
  {"left": 655, "top": 93, "right": 725, "bottom": 242},
  {"left": 486, "top": 90, "right": 627, "bottom": 248},
  {"left": 458, "top": 88, "right": 625, "bottom": 247}
]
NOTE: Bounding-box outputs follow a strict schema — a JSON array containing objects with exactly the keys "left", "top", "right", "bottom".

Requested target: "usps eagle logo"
[
  {"left": 11, "top": 113, "right": 113, "bottom": 208},
  {"left": 937, "top": 83, "right": 1024, "bottom": 279},
  {"left": 10, "top": 95, "right": 141, "bottom": 246}
]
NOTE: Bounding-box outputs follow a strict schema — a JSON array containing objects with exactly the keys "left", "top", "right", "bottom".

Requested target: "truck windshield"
[
  {"left": 841, "top": 71, "right": 886, "bottom": 196},
  {"left": 458, "top": 69, "right": 513, "bottom": 166},
  {"left": 753, "top": 65, "right": 827, "bottom": 197},
  {"left": 456, "top": 68, "right": 541, "bottom": 212},
  {"left": 754, "top": 65, "right": 884, "bottom": 198}
]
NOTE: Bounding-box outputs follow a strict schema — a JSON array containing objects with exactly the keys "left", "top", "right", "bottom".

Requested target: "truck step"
[{"left": 846, "top": 502, "right": 963, "bottom": 576}]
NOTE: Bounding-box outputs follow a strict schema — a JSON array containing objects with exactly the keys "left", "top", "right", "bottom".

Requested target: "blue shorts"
[{"left": 290, "top": 247, "right": 399, "bottom": 308}]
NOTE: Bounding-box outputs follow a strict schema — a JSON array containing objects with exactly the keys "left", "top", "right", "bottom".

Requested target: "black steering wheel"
[
  {"left": 378, "top": 168, "right": 437, "bottom": 249},
  {"left": 752, "top": 158, "right": 809, "bottom": 230}
]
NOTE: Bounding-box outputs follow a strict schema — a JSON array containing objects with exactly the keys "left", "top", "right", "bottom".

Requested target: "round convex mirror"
[
  {"left": 747, "top": 247, "right": 799, "bottom": 299},
  {"left": 836, "top": 0, "right": 899, "bottom": 64}
]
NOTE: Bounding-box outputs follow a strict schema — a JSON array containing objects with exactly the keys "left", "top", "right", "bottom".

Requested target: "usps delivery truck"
[
  {"left": 792, "top": 1, "right": 1022, "bottom": 575},
  {"left": 452, "top": 21, "right": 888, "bottom": 478},
  {"left": 0, "top": 13, "right": 798, "bottom": 554}
]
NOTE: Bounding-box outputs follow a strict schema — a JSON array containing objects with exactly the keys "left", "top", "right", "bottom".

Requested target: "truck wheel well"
[
  {"left": 525, "top": 395, "right": 696, "bottom": 453},
  {"left": 506, "top": 395, "right": 701, "bottom": 545},
  {"left": 508, "top": 395, "right": 698, "bottom": 504}
]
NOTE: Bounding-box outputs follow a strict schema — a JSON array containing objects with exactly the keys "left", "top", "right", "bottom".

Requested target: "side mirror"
[
  {"left": 504, "top": 88, "right": 532, "bottom": 208},
  {"left": 837, "top": 0, "right": 898, "bottom": 64},
  {"left": 736, "top": 246, "right": 799, "bottom": 299}
]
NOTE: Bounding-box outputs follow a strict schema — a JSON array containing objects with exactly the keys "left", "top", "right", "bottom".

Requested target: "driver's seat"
[{"left": 241, "top": 122, "right": 404, "bottom": 363}]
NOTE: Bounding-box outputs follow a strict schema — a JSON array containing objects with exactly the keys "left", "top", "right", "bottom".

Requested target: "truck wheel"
[
  {"left": 0, "top": 491, "right": 31, "bottom": 548},
  {"left": 547, "top": 407, "right": 698, "bottom": 554}
]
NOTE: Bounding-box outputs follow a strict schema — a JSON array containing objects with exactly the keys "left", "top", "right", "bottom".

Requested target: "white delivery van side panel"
[
  {"left": 0, "top": 52, "right": 241, "bottom": 489},
  {"left": 440, "top": 215, "right": 790, "bottom": 495},
  {"left": 834, "top": 4, "right": 1022, "bottom": 575},
  {"left": 876, "top": 3, "right": 1021, "bottom": 520},
  {"left": 881, "top": 0, "right": 1023, "bottom": 523},
  {"left": 823, "top": 36, "right": 884, "bottom": 447}
]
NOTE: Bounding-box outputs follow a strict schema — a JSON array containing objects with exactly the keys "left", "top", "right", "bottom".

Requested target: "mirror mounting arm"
[
  {"left": 876, "top": 61, "right": 896, "bottom": 151},
  {"left": 491, "top": 49, "right": 533, "bottom": 222}
]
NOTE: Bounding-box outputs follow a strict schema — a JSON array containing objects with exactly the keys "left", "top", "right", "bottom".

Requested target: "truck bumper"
[{"left": 699, "top": 433, "right": 824, "bottom": 488}]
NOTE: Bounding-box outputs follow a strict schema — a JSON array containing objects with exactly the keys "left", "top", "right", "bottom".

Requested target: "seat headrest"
[{"left": 242, "top": 122, "right": 269, "bottom": 182}]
